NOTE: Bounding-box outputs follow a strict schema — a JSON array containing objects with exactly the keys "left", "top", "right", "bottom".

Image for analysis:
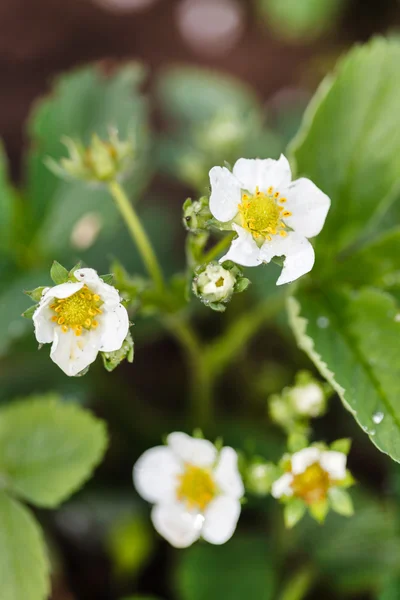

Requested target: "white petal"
[
  {"left": 33, "top": 304, "right": 55, "bottom": 344},
  {"left": 75, "top": 268, "right": 121, "bottom": 307},
  {"left": 98, "top": 304, "right": 130, "bottom": 352},
  {"left": 151, "top": 503, "right": 203, "bottom": 548},
  {"left": 271, "top": 473, "right": 294, "bottom": 498},
  {"left": 320, "top": 451, "right": 347, "bottom": 480},
  {"left": 214, "top": 447, "right": 244, "bottom": 499},
  {"left": 133, "top": 446, "right": 183, "bottom": 504},
  {"left": 202, "top": 496, "right": 241, "bottom": 545},
  {"left": 74, "top": 268, "right": 102, "bottom": 285},
  {"left": 209, "top": 166, "right": 242, "bottom": 222},
  {"left": 282, "top": 178, "right": 331, "bottom": 238},
  {"left": 259, "top": 232, "right": 315, "bottom": 286},
  {"left": 233, "top": 155, "right": 291, "bottom": 194},
  {"left": 50, "top": 329, "right": 100, "bottom": 376},
  {"left": 167, "top": 432, "right": 217, "bottom": 467},
  {"left": 291, "top": 447, "right": 321, "bottom": 475},
  {"left": 219, "top": 224, "right": 261, "bottom": 267},
  {"left": 42, "top": 281, "right": 83, "bottom": 302}
]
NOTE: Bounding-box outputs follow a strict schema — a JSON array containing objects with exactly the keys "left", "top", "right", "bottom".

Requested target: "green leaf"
[
  {"left": 290, "top": 38, "right": 400, "bottom": 255},
  {"left": 0, "top": 491, "right": 49, "bottom": 600},
  {"left": 378, "top": 577, "right": 400, "bottom": 600},
  {"left": 26, "top": 65, "right": 150, "bottom": 257},
  {"left": 0, "top": 395, "right": 108, "bottom": 507},
  {"left": 330, "top": 227, "right": 400, "bottom": 289},
  {"left": 258, "top": 0, "right": 345, "bottom": 42},
  {"left": 50, "top": 260, "right": 69, "bottom": 284},
  {"left": 287, "top": 287, "right": 400, "bottom": 462},
  {"left": 176, "top": 534, "right": 277, "bottom": 600},
  {"left": 156, "top": 67, "right": 260, "bottom": 124},
  {"left": 329, "top": 487, "right": 354, "bottom": 516},
  {"left": 284, "top": 498, "right": 307, "bottom": 528}
]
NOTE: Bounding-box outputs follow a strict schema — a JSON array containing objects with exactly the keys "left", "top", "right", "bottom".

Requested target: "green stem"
[
  {"left": 278, "top": 566, "right": 316, "bottom": 600},
  {"left": 165, "top": 317, "right": 213, "bottom": 429},
  {"left": 205, "top": 293, "right": 286, "bottom": 380},
  {"left": 108, "top": 180, "right": 165, "bottom": 292},
  {"left": 202, "top": 232, "right": 235, "bottom": 264}
]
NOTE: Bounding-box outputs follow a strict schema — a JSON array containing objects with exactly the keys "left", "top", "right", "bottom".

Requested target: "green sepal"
[
  {"left": 101, "top": 331, "right": 134, "bottom": 372},
  {"left": 24, "top": 287, "right": 47, "bottom": 302},
  {"left": 284, "top": 498, "right": 307, "bottom": 528},
  {"left": 330, "top": 438, "right": 352, "bottom": 455},
  {"left": 234, "top": 277, "right": 251, "bottom": 294},
  {"left": 68, "top": 261, "right": 83, "bottom": 280},
  {"left": 309, "top": 498, "right": 329, "bottom": 523},
  {"left": 100, "top": 273, "right": 115, "bottom": 285},
  {"left": 50, "top": 260, "right": 69, "bottom": 284},
  {"left": 337, "top": 470, "right": 356, "bottom": 489},
  {"left": 208, "top": 301, "right": 227, "bottom": 313},
  {"left": 328, "top": 487, "right": 354, "bottom": 516},
  {"left": 22, "top": 304, "right": 38, "bottom": 319}
]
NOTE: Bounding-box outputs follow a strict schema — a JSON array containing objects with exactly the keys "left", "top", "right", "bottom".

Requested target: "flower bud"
[
  {"left": 46, "top": 129, "right": 134, "bottom": 184},
  {"left": 193, "top": 261, "right": 250, "bottom": 312},
  {"left": 182, "top": 196, "right": 212, "bottom": 233}
]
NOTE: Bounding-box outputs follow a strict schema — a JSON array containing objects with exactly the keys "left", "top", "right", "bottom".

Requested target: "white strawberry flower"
[
  {"left": 133, "top": 432, "right": 244, "bottom": 548},
  {"left": 271, "top": 447, "right": 347, "bottom": 502},
  {"left": 209, "top": 155, "right": 330, "bottom": 285},
  {"left": 290, "top": 382, "right": 325, "bottom": 417},
  {"left": 33, "top": 268, "right": 129, "bottom": 376}
]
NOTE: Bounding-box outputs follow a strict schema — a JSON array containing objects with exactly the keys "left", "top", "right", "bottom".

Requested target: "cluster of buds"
[
  {"left": 46, "top": 129, "right": 134, "bottom": 183},
  {"left": 192, "top": 261, "right": 250, "bottom": 312},
  {"left": 269, "top": 371, "right": 331, "bottom": 434}
]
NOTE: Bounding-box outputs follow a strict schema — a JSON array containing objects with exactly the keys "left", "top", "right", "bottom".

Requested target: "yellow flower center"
[
  {"left": 176, "top": 464, "right": 216, "bottom": 511},
  {"left": 50, "top": 285, "right": 103, "bottom": 337},
  {"left": 292, "top": 462, "right": 330, "bottom": 505},
  {"left": 238, "top": 186, "right": 291, "bottom": 240}
]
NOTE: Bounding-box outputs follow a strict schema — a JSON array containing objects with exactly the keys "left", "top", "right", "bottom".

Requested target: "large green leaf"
[
  {"left": 26, "top": 64, "right": 150, "bottom": 256},
  {"left": 156, "top": 67, "right": 260, "bottom": 124},
  {"left": 330, "top": 227, "right": 400, "bottom": 289},
  {"left": 0, "top": 491, "right": 49, "bottom": 600},
  {"left": 290, "top": 38, "right": 400, "bottom": 254},
  {"left": 0, "top": 395, "right": 107, "bottom": 507},
  {"left": 176, "top": 534, "right": 277, "bottom": 600},
  {"left": 287, "top": 286, "right": 400, "bottom": 462}
]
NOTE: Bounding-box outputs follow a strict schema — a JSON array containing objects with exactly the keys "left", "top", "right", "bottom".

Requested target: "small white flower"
[
  {"left": 33, "top": 268, "right": 129, "bottom": 376},
  {"left": 133, "top": 432, "right": 244, "bottom": 548},
  {"left": 209, "top": 155, "right": 330, "bottom": 285},
  {"left": 290, "top": 382, "right": 325, "bottom": 417},
  {"left": 272, "top": 447, "right": 347, "bottom": 500}
]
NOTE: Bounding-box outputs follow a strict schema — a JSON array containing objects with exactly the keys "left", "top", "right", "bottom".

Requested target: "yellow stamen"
[
  {"left": 176, "top": 464, "right": 216, "bottom": 511},
  {"left": 280, "top": 230, "right": 287, "bottom": 237},
  {"left": 61, "top": 325, "right": 69, "bottom": 333},
  {"left": 283, "top": 211, "right": 292, "bottom": 217},
  {"left": 57, "top": 317, "right": 65, "bottom": 325},
  {"left": 49, "top": 284, "right": 103, "bottom": 334}
]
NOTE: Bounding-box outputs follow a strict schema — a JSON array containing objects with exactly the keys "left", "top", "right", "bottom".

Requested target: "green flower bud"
[
  {"left": 193, "top": 261, "right": 250, "bottom": 312},
  {"left": 194, "top": 262, "right": 236, "bottom": 304},
  {"left": 46, "top": 129, "right": 134, "bottom": 184},
  {"left": 182, "top": 196, "right": 212, "bottom": 233}
]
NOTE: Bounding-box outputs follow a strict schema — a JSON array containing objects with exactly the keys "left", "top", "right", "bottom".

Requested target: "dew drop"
[
  {"left": 317, "top": 316, "right": 330, "bottom": 329},
  {"left": 372, "top": 411, "right": 384, "bottom": 424}
]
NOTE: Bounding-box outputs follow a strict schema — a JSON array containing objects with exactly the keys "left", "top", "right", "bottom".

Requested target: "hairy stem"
[
  {"left": 202, "top": 232, "right": 235, "bottom": 264},
  {"left": 108, "top": 180, "right": 165, "bottom": 292},
  {"left": 165, "top": 317, "right": 213, "bottom": 429}
]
